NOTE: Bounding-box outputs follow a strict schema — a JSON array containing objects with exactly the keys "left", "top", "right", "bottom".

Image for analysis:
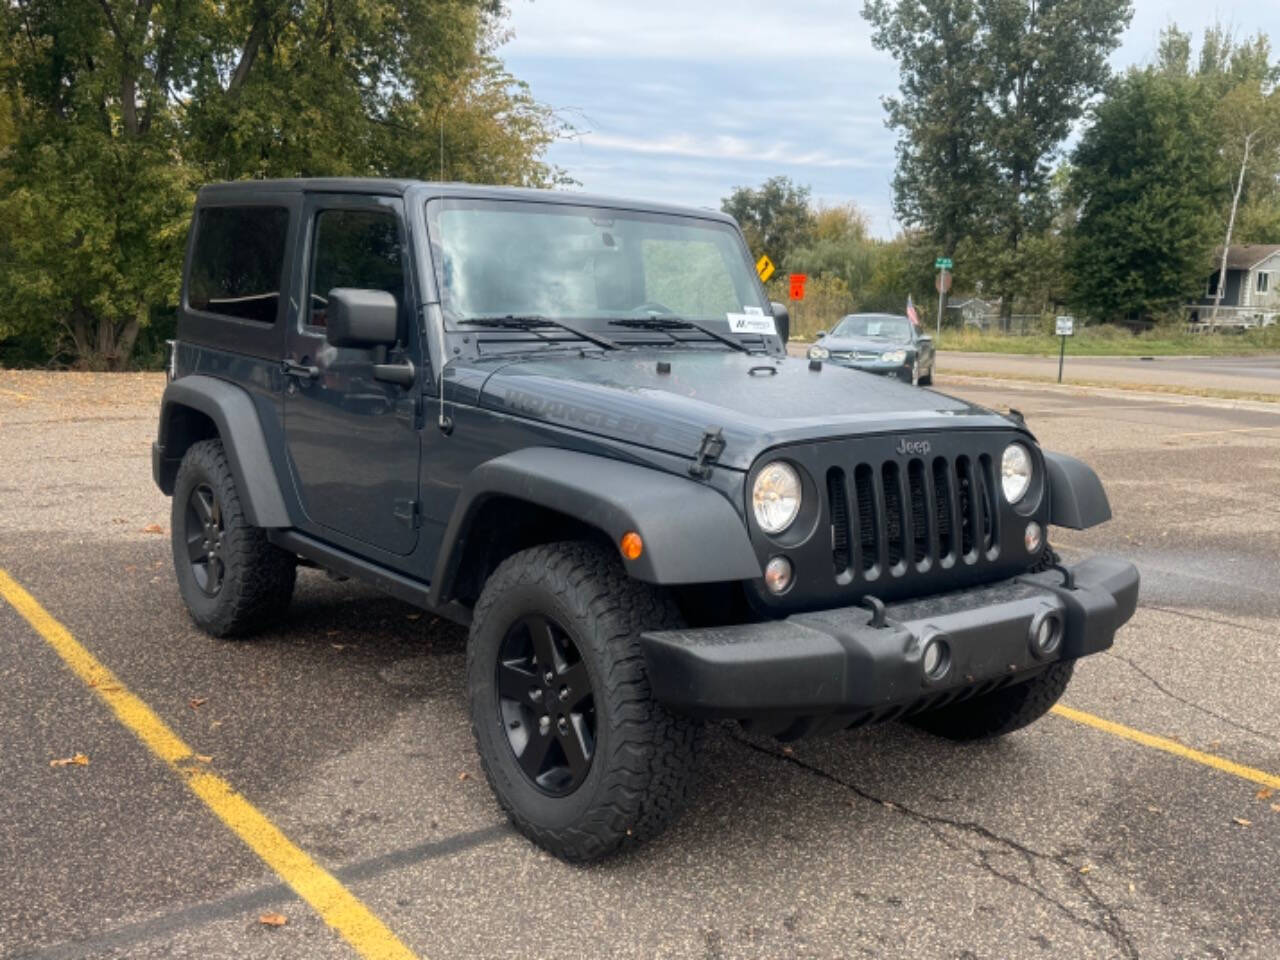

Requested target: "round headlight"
[
  {"left": 808, "top": 345, "right": 829, "bottom": 360},
  {"left": 1001, "top": 443, "right": 1033, "bottom": 503},
  {"left": 752, "top": 461, "right": 802, "bottom": 534},
  {"left": 881, "top": 349, "right": 907, "bottom": 364}
]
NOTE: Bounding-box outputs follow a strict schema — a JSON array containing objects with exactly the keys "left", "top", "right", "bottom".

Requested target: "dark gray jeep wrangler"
[{"left": 153, "top": 178, "right": 1139, "bottom": 861}]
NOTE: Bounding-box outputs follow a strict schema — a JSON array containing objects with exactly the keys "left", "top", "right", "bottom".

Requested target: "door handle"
[
  {"left": 282, "top": 359, "right": 319, "bottom": 380},
  {"left": 373, "top": 359, "right": 415, "bottom": 388}
]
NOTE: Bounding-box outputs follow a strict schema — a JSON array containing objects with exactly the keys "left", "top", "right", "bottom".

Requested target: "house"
[
  {"left": 1186, "top": 244, "right": 1280, "bottom": 328},
  {"left": 945, "top": 296, "right": 1001, "bottom": 329}
]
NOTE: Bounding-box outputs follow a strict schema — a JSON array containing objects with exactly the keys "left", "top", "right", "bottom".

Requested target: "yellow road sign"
[{"left": 756, "top": 254, "right": 776, "bottom": 283}]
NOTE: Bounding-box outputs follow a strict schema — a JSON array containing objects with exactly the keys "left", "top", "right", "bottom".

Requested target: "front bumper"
[
  {"left": 829, "top": 359, "right": 913, "bottom": 382},
  {"left": 641, "top": 556, "right": 1138, "bottom": 738}
]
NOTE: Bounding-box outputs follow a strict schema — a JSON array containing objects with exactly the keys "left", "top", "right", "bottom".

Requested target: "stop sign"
[{"left": 935, "top": 271, "right": 952, "bottom": 294}]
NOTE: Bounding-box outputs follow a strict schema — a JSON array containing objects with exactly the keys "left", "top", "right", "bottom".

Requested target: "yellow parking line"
[
  {"left": 1052, "top": 704, "right": 1280, "bottom": 790},
  {"left": 0, "top": 569, "right": 420, "bottom": 960}
]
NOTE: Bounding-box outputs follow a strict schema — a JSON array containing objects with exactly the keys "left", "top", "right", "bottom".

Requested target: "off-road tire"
[
  {"left": 467, "top": 541, "right": 701, "bottom": 862},
  {"left": 171, "top": 439, "right": 296, "bottom": 638},
  {"left": 908, "top": 660, "right": 1075, "bottom": 740}
]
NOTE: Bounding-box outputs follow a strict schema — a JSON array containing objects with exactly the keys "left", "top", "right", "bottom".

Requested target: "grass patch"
[{"left": 935, "top": 325, "right": 1280, "bottom": 357}]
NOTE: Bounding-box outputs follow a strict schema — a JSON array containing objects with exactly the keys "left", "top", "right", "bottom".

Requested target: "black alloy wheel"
[
  {"left": 496, "top": 613, "right": 595, "bottom": 796},
  {"left": 185, "top": 482, "right": 226, "bottom": 596}
]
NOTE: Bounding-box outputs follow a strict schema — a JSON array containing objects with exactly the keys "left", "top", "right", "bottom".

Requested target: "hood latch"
[{"left": 688, "top": 428, "right": 726, "bottom": 479}]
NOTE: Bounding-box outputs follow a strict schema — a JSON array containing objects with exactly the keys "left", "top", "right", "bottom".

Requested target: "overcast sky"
[{"left": 502, "top": 0, "right": 1280, "bottom": 236}]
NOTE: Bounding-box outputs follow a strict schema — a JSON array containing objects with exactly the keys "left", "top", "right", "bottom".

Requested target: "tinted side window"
[
  {"left": 308, "top": 209, "right": 404, "bottom": 328},
  {"left": 187, "top": 206, "right": 289, "bottom": 324}
]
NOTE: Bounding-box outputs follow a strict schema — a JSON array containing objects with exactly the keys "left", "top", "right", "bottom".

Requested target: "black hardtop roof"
[{"left": 196, "top": 178, "right": 737, "bottom": 224}]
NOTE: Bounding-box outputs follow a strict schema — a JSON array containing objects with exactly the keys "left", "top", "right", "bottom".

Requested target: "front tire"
[
  {"left": 467, "top": 541, "right": 700, "bottom": 862},
  {"left": 908, "top": 661, "right": 1074, "bottom": 740},
  {"left": 919, "top": 364, "right": 934, "bottom": 386},
  {"left": 170, "top": 439, "right": 296, "bottom": 638}
]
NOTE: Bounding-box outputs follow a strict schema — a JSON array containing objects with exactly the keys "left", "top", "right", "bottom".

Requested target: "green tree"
[
  {"left": 720, "top": 176, "right": 815, "bottom": 270},
  {"left": 863, "top": 0, "right": 1130, "bottom": 323},
  {"left": 1068, "top": 68, "right": 1220, "bottom": 320},
  {"left": 0, "top": 1, "right": 563, "bottom": 369}
]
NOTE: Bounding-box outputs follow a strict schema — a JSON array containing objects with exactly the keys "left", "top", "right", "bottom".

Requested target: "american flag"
[{"left": 906, "top": 293, "right": 921, "bottom": 329}]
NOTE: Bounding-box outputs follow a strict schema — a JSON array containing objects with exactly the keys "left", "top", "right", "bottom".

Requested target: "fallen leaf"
[
  {"left": 405, "top": 612, "right": 421, "bottom": 621},
  {"left": 189, "top": 697, "right": 208, "bottom": 710},
  {"left": 1209, "top": 740, "right": 1222, "bottom": 750},
  {"left": 457, "top": 771, "right": 471, "bottom": 781},
  {"left": 1271, "top": 803, "right": 1280, "bottom": 813},
  {"left": 50, "top": 753, "right": 89, "bottom": 768},
  {"left": 1256, "top": 787, "right": 1274, "bottom": 801},
  {"left": 124, "top": 565, "right": 137, "bottom": 573},
  {"left": 1146, "top": 805, "right": 1163, "bottom": 814},
  {"left": 331, "top": 643, "right": 348, "bottom": 651},
  {"left": 141, "top": 523, "right": 164, "bottom": 535},
  {"left": 194, "top": 755, "right": 213, "bottom": 764},
  {"left": 781, "top": 746, "right": 793, "bottom": 755},
  {"left": 1232, "top": 817, "right": 1252, "bottom": 827},
  {"left": 258, "top": 912, "right": 288, "bottom": 927},
  {"left": 1078, "top": 864, "right": 1092, "bottom": 874},
  {"left": 1127, "top": 882, "right": 1136, "bottom": 894}
]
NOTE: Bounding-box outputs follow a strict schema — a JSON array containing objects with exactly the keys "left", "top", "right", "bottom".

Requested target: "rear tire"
[
  {"left": 171, "top": 439, "right": 296, "bottom": 638},
  {"left": 908, "top": 661, "right": 1074, "bottom": 740},
  {"left": 467, "top": 541, "right": 701, "bottom": 862}
]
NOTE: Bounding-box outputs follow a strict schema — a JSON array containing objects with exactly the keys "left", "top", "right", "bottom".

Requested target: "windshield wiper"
[
  {"left": 459, "top": 314, "right": 619, "bottom": 351},
  {"left": 608, "top": 316, "right": 750, "bottom": 354}
]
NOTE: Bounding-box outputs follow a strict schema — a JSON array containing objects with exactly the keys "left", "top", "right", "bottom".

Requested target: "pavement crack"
[
  {"left": 1102, "top": 650, "right": 1279, "bottom": 746},
  {"left": 729, "top": 731, "right": 1140, "bottom": 960},
  {"left": 1142, "top": 604, "right": 1275, "bottom": 639}
]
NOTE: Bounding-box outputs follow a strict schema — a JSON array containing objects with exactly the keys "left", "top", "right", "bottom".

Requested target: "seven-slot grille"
[{"left": 826, "top": 453, "right": 998, "bottom": 583}]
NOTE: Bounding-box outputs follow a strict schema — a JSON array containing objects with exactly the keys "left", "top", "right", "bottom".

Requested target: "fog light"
[
  {"left": 1024, "top": 521, "right": 1043, "bottom": 554},
  {"left": 764, "top": 556, "right": 793, "bottom": 595},
  {"left": 921, "top": 635, "right": 950, "bottom": 681},
  {"left": 1028, "top": 611, "right": 1062, "bottom": 659}
]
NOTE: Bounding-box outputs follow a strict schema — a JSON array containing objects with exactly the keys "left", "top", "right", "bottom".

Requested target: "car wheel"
[
  {"left": 171, "top": 439, "right": 296, "bottom": 637},
  {"left": 467, "top": 541, "right": 701, "bottom": 862},
  {"left": 919, "top": 363, "right": 934, "bottom": 386},
  {"left": 907, "top": 660, "right": 1074, "bottom": 740}
]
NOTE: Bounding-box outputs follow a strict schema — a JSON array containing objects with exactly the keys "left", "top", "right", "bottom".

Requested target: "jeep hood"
[{"left": 474, "top": 350, "right": 1018, "bottom": 470}]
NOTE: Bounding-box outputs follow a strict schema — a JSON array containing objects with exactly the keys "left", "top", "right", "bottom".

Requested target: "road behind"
[
  {"left": 2, "top": 370, "right": 1279, "bottom": 959},
  {"left": 941, "top": 352, "right": 1280, "bottom": 396}
]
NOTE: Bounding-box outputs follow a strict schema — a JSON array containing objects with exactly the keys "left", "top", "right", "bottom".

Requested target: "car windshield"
[
  {"left": 426, "top": 198, "right": 768, "bottom": 330},
  {"left": 832, "top": 315, "right": 912, "bottom": 343}
]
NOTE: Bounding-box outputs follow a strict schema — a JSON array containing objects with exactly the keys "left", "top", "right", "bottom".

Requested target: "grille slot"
[
  {"left": 826, "top": 447, "right": 999, "bottom": 586},
  {"left": 828, "top": 468, "right": 851, "bottom": 577}
]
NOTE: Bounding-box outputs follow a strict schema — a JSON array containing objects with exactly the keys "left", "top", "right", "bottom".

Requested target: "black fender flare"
[
  {"left": 154, "top": 375, "right": 291, "bottom": 528},
  {"left": 428, "top": 447, "right": 762, "bottom": 605},
  {"left": 1044, "top": 451, "right": 1111, "bottom": 530}
]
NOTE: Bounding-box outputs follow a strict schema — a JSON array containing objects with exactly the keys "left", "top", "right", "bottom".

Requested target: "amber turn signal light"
[{"left": 620, "top": 531, "right": 644, "bottom": 560}]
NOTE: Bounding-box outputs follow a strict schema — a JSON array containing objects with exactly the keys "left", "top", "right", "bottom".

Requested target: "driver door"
[{"left": 283, "top": 194, "right": 422, "bottom": 556}]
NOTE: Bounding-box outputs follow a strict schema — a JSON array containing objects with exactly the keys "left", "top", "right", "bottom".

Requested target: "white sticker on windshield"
[
  {"left": 742, "top": 305, "right": 764, "bottom": 315},
  {"left": 727, "top": 312, "right": 778, "bottom": 336}
]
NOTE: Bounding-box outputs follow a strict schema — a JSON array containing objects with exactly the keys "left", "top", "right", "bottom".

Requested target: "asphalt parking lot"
[{"left": 2, "top": 370, "right": 1279, "bottom": 960}]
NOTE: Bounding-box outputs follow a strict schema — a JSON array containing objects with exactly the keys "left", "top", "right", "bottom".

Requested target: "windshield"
[
  {"left": 832, "top": 315, "right": 912, "bottom": 343},
  {"left": 426, "top": 199, "right": 768, "bottom": 328}
]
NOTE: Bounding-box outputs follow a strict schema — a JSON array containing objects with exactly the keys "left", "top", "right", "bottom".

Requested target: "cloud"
[{"left": 577, "top": 131, "right": 878, "bottom": 169}]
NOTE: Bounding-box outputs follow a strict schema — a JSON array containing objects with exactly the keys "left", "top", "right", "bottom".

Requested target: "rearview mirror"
[
  {"left": 325, "top": 288, "right": 399, "bottom": 348},
  {"left": 770, "top": 301, "right": 790, "bottom": 345}
]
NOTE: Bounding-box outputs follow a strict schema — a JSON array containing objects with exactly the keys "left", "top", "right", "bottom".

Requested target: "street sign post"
[
  {"left": 756, "top": 254, "right": 776, "bottom": 284},
  {"left": 1055, "top": 316, "right": 1074, "bottom": 382},
  {"left": 934, "top": 257, "right": 953, "bottom": 334}
]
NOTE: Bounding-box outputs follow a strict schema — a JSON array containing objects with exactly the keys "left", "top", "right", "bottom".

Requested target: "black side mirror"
[
  {"left": 770, "top": 301, "right": 790, "bottom": 345},
  {"left": 326, "top": 288, "right": 399, "bottom": 348},
  {"left": 816, "top": 330, "right": 827, "bottom": 338}
]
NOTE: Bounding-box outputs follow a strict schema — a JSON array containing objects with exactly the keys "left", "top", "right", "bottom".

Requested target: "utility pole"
[{"left": 1210, "top": 128, "right": 1258, "bottom": 329}]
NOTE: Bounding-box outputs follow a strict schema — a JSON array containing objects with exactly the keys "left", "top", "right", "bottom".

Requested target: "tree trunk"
[{"left": 1210, "top": 130, "right": 1257, "bottom": 328}]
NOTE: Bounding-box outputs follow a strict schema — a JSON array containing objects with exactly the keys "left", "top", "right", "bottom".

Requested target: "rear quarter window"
[{"left": 187, "top": 206, "right": 290, "bottom": 324}]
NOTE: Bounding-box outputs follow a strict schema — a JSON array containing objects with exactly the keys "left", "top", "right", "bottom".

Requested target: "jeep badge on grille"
[{"left": 895, "top": 438, "right": 931, "bottom": 456}]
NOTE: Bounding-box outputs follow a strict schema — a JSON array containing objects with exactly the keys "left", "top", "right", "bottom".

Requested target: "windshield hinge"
[{"left": 688, "top": 428, "right": 726, "bottom": 479}]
